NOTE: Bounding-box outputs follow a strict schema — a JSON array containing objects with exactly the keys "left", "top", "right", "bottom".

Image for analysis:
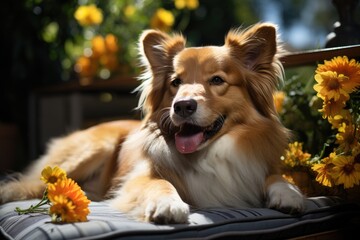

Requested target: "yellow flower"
[
  {"left": 48, "top": 178, "right": 91, "bottom": 222},
  {"left": 40, "top": 166, "right": 67, "bottom": 184},
  {"left": 174, "top": 0, "right": 199, "bottom": 10},
  {"left": 282, "top": 142, "right": 311, "bottom": 168},
  {"left": 313, "top": 71, "right": 350, "bottom": 101},
  {"left": 16, "top": 166, "right": 90, "bottom": 223},
  {"left": 50, "top": 195, "right": 76, "bottom": 222},
  {"left": 150, "top": 8, "right": 174, "bottom": 32},
  {"left": 319, "top": 96, "right": 347, "bottom": 119},
  {"left": 316, "top": 56, "right": 360, "bottom": 93},
  {"left": 336, "top": 123, "right": 357, "bottom": 152},
  {"left": 273, "top": 91, "right": 285, "bottom": 113},
  {"left": 124, "top": 5, "right": 136, "bottom": 18},
  {"left": 312, "top": 152, "right": 336, "bottom": 187},
  {"left": 331, "top": 155, "right": 360, "bottom": 188},
  {"left": 328, "top": 109, "right": 352, "bottom": 129},
  {"left": 74, "top": 4, "right": 103, "bottom": 27}
]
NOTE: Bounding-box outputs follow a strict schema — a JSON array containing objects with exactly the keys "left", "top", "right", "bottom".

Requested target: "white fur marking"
[
  {"left": 267, "top": 181, "right": 304, "bottom": 212},
  {"left": 184, "top": 135, "right": 267, "bottom": 208}
]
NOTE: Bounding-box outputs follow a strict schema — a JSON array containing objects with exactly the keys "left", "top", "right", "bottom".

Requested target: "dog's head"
[{"left": 137, "top": 23, "right": 284, "bottom": 154}]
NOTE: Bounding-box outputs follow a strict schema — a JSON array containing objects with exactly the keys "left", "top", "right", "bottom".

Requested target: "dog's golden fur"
[{"left": 0, "top": 23, "right": 304, "bottom": 223}]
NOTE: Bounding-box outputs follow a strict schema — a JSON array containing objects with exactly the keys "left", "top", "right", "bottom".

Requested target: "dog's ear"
[
  {"left": 137, "top": 30, "right": 186, "bottom": 115},
  {"left": 225, "top": 23, "right": 282, "bottom": 118},
  {"left": 140, "top": 30, "right": 186, "bottom": 72},
  {"left": 225, "top": 23, "right": 277, "bottom": 70}
]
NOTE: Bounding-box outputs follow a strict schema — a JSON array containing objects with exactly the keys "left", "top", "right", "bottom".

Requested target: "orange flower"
[
  {"left": 49, "top": 195, "right": 77, "bottom": 222},
  {"left": 74, "top": 56, "right": 98, "bottom": 78},
  {"left": 273, "top": 91, "right": 285, "bottom": 113},
  {"left": 48, "top": 178, "right": 91, "bottom": 222},
  {"left": 91, "top": 35, "right": 106, "bottom": 59},
  {"left": 105, "top": 34, "right": 119, "bottom": 53},
  {"left": 16, "top": 166, "right": 90, "bottom": 223},
  {"left": 100, "top": 53, "right": 118, "bottom": 70},
  {"left": 89, "top": 34, "right": 119, "bottom": 70}
]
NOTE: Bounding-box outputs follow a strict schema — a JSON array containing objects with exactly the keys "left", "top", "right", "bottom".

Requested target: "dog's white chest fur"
[{"left": 183, "top": 135, "right": 266, "bottom": 208}]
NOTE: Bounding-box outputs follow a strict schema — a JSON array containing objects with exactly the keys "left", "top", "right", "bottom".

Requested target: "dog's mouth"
[{"left": 174, "top": 116, "right": 225, "bottom": 154}]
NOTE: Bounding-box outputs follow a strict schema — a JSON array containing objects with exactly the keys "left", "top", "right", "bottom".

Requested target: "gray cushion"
[{"left": 1, "top": 196, "right": 359, "bottom": 239}]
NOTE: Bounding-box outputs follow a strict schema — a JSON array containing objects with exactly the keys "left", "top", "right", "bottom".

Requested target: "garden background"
[{"left": 0, "top": 0, "right": 359, "bottom": 195}]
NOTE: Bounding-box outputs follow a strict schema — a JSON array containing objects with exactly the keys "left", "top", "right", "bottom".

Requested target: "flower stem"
[{"left": 15, "top": 189, "right": 50, "bottom": 215}]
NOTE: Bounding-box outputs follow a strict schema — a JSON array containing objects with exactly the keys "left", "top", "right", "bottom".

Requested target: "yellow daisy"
[
  {"left": 48, "top": 178, "right": 91, "bottom": 222},
  {"left": 316, "top": 56, "right": 360, "bottom": 93},
  {"left": 336, "top": 123, "right": 357, "bottom": 152},
  {"left": 40, "top": 166, "right": 67, "bottom": 184},
  {"left": 331, "top": 155, "right": 360, "bottom": 189},
  {"left": 313, "top": 71, "right": 350, "bottom": 101},
  {"left": 312, "top": 152, "right": 337, "bottom": 187},
  {"left": 319, "top": 96, "right": 347, "bottom": 119}
]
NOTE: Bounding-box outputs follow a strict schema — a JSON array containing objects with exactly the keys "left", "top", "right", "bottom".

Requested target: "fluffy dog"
[{"left": 0, "top": 23, "right": 304, "bottom": 223}]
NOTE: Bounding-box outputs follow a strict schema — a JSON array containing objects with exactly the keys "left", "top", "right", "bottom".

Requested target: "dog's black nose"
[{"left": 174, "top": 99, "right": 197, "bottom": 118}]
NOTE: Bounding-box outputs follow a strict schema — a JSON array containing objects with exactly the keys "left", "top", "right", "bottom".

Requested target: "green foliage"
[{"left": 280, "top": 67, "right": 332, "bottom": 155}]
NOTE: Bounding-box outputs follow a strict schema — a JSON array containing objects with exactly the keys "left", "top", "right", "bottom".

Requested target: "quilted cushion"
[{"left": 1, "top": 196, "right": 359, "bottom": 240}]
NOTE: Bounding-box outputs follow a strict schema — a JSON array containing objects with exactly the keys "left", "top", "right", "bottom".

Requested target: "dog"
[{"left": 0, "top": 23, "right": 304, "bottom": 223}]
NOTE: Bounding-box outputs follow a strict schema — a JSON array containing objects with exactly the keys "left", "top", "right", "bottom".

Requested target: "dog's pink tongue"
[{"left": 175, "top": 132, "right": 203, "bottom": 154}]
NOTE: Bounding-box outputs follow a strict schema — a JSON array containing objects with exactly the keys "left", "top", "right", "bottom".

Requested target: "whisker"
[{"left": 158, "top": 108, "right": 177, "bottom": 136}]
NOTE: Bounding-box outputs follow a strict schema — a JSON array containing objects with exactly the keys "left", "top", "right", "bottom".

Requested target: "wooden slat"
[{"left": 280, "top": 45, "right": 360, "bottom": 67}]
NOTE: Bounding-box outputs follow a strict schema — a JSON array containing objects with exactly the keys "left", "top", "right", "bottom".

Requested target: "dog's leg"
[
  {"left": 265, "top": 174, "right": 305, "bottom": 214},
  {"left": 108, "top": 162, "right": 190, "bottom": 224},
  {"left": 0, "top": 163, "right": 46, "bottom": 203},
  {"left": 0, "top": 120, "right": 140, "bottom": 203}
]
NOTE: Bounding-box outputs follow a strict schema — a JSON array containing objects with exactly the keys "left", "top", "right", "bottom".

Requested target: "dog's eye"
[
  {"left": 171, "top": 78, "right": 182, "bottom": 87},
  {"left": 209, "top": 76, "right": 224, "bottom": 85}
]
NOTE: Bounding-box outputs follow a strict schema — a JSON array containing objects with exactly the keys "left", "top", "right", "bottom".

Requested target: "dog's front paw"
[
  {"left": 267, "top": 182, "right": 304, "bottom": 214},
  {"left": 144, "top": 196, "right": 190, "bottom": 224}
]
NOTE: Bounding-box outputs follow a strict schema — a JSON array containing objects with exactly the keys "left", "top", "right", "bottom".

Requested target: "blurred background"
[{"left": 0, "top": 0, "right": 359, "bottom": 173}]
